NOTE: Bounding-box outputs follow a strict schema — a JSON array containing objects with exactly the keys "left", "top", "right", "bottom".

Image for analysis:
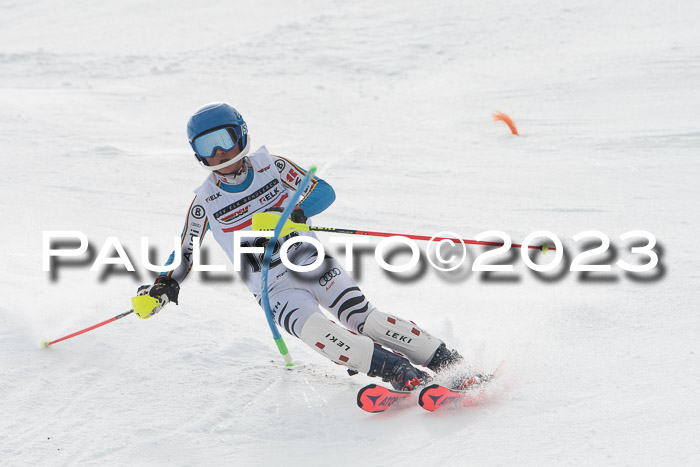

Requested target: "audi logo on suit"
[{"left": 318, "top": 268, "right": 341, "bottom": 286}]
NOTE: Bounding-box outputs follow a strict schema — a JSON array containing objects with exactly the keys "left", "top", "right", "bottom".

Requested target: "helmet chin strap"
[
  {"left": 215, "top": 160, "right": 250, "bottom": 183},
  {"left": 198, "top": 138, "right": 251, "bottom": 172},
  {"left": 216, "top": 163, "right": 246, "bottom": 179}
]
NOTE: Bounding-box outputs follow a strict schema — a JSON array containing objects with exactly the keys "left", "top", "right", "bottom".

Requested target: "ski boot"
[
  {"left": 367, "top": 345, "right": 430, "bottom": 391},
  {"left": 427, "top": 343, "right": 463, "bottom": 373},
  {"left": 427, "top": 343, "right": 491, "bottom": 390}
]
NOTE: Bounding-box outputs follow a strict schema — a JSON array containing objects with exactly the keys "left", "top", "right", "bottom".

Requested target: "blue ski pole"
[{"left": 260, "top": 166, "right": 316, "bottom": 367}]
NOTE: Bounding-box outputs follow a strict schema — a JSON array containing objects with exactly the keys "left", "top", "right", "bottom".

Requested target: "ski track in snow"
[{"left": 1, "top": 0, "right": 699, "bottom": 465}]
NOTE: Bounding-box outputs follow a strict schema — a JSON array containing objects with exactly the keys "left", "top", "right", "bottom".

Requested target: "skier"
[{"left": 135, "top": 102, "right": 466, "bottom": 391}]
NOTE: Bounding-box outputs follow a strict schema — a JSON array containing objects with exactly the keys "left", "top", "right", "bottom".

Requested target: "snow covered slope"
[{"left": 1, "top": 0, "right": 698, "bottom": 465}]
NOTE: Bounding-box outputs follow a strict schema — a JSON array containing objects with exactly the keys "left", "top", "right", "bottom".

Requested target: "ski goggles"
[{"left": 191, "top": 126, "right": 245, "bottom": 158}]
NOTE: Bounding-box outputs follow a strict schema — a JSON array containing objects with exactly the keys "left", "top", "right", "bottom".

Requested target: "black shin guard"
[
  {"left": 367, "top": 345, "right": 428, "bottom": 391},
  {"left": 427, "top": 343, "right": 463, "bottom": 373}
]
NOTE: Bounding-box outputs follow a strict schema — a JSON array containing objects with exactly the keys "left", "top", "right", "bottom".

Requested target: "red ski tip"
[{"left": 357, "top": 384, "right": 412, "bottom": 413}]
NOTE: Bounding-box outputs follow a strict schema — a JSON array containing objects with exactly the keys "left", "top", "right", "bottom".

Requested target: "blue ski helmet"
[{"left": 187, "top": 102, "right": 250, "bottom": 171}]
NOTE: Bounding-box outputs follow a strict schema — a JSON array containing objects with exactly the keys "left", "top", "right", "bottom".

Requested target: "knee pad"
[
  {"left": 361, "top": 310, "right": 442, "bottom": 367},
  {"left": 299, "top": 313, "right": 375, "bottom": 373}
]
